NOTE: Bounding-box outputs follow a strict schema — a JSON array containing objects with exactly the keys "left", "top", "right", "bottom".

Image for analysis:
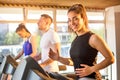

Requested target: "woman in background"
[
  {"left": 2, "top": 23, "right": 37, "bottom": 80},
  {"left": 15, "top": 23, "right": 37, "bottom": 60}
]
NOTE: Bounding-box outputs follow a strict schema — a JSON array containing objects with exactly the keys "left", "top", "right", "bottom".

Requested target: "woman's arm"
[
  {"left": 49, "top": 48, "right": 73, "bottom": 66},
  {"left": 14, "top": 49, "right": 24, "bottom": 60},
  {"left": 58, "top": 57, "right": 73, "bottom": 66},
  {"left": 30, "top": 35, "right": 37, "bottom": 57},
  {"left": 90, "top": 34, "right": 114, "bottom": 72}
]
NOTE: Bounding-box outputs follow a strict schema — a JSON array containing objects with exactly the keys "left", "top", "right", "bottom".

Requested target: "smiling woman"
[
  {"left": 0, "top": 5, "right": 115, "bottom": 80},
  {"left": 49, "top": 4, "right": 115, "bottom": 80}
]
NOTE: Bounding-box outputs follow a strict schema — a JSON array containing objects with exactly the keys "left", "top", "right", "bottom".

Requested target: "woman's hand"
[
  {"left": 49, "top": 48, "right": 59, "bottom": 61},
  {"left": 75, "top": 64, "right": 93, "bottom": 77}
]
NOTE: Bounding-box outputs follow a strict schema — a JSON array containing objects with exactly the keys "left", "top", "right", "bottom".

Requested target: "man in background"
[{"left": 34, "top": 14, "right": 61, "bottom": 73}]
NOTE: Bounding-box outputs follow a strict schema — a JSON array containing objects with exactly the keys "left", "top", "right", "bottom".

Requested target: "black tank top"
[{"left": 70, "top": 31, "right": 98, "bottom": 79}]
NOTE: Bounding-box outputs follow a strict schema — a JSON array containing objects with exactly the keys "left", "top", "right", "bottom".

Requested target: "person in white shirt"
[{"left": 34, "top": 14, "right": 61, "bottom": 73}]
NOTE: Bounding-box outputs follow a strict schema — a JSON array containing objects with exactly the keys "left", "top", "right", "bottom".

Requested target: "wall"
[{"left": 105, "top": 5, "right": 120, "bottom": 80}]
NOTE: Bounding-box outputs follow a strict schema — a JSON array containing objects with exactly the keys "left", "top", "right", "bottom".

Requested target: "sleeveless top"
[
  {"left": 23, "top": 36, "right": 33, "bottom": 56},
  {"left": 70, "top": 31, "right": 100, "bottom": 79}
]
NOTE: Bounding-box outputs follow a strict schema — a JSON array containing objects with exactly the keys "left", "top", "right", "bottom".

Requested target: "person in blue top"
[{"left": 14, "top": 23, "right": 37, "bottom": 60}]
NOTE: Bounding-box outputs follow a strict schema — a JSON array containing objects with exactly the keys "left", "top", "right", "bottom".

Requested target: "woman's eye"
[{"left": 73, "top": 17, "right": 78, "bottom": 21}]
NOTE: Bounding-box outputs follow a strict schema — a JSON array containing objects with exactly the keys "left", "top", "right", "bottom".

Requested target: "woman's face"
[
  {"left": 68, "top": 11, "right": 84, "bottom": 32},
  {"left": 17, "top": 29, "right": 26, "bottom": 38}
]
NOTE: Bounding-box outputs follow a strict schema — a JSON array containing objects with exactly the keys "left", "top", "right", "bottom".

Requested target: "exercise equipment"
[
  {"left": 0, "top": 55, "right": 18, "bottom": 79},
  {"left": 0, "top": 55, "right": 73, "bottom": 80},
  {"left": 12, "top": 56, "right": 54, "bottom": 80}
]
